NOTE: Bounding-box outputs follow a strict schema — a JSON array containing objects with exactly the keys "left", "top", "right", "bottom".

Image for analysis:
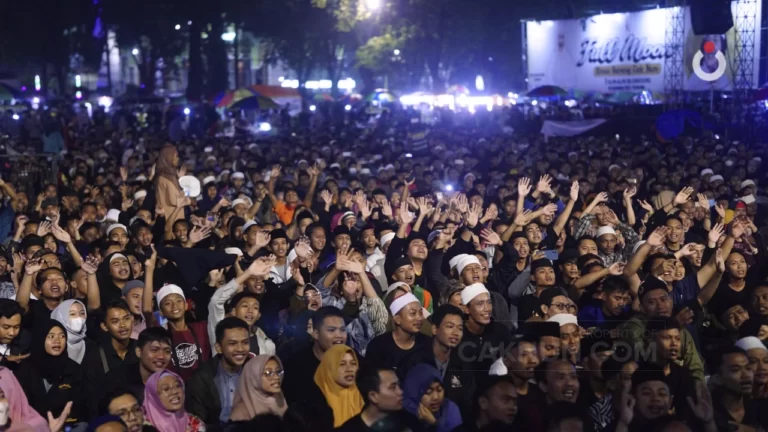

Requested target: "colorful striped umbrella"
[
  {"left": 313, "top": 93, "right": 334, "bottom": 102},
  {"left": 365, "top": 89, "right": 395, "bottom": 103},
  {"left": 230, "top": 95, "right": 279, "bottom": 111},
  {"left": 526, "top": 85, "right": 568, "bottom": 98},
  {"left": 214, "top": 88, "right": 258, "bottom": 108}
]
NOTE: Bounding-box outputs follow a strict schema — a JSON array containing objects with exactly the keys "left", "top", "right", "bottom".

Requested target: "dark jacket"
[
  {"left": 185, "top": 356, "right": 222, "bottom": 425},
  {"left": 105, "top": 360, "right": 146, "bottom": 403},
  {"left": 82, "top": 337, "right": 138, "bottom": 417},
  {"left": 458, "top": 321, "right": 510, "bottom": 380},
  {"left": 0, "top": 329, "right": 31, "bottom": 369},
  {"left": 14, "top": 357, "right": 87, "bottom": 424}
]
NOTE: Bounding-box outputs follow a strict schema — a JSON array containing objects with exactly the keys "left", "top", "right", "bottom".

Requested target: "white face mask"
[{"left": 69, "top": 317, "right": 85, "bottom": 333}]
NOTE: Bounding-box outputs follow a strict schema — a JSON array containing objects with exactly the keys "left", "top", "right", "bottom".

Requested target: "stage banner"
[
  {"left": 526, "top": 2, "right": 761, "bottom": 93},
  {"left": 540, "top": 118, "right": 607, "bottom": 138}
]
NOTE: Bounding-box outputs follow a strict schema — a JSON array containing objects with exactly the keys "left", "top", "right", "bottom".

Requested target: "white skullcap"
[
  {"left": 349, "top": 168, "right": 358, "bottom": 175},
  {"left": 389, "top": 293, "right": 420, "bottom": 316},
  {"left": 206, "top": 155, "right": 217, "bottom": 163},
  {"left": 740, "top": 195, "right": 756, "bottom": 205},
  {"left": 456, "top": 255, "right": 481, "bottom": 275},
  {"left": 548, "top": 314, "right": 578, "bottom": 327},
  {"left": 204, "top": 146, "right": 213, "bottom": 153},
  {"left": 231, "top": 198, "right": 247, "bottom": 208},
  {"left": 489, "top": 357, "right": 508, "bottom": 376},
  {"left": 735, "top": 337, "right": 767, "bottom": 352},
  {"left": 380, "top": 232, "right": 396, "bottom": 247},
  {"left": 225, "top": 247, "right": 243, "bottom": 256},
  {"left": 385, "top": 281, "right": 410, "bottom": 295},
  {"left": 242, "top": 220, "right": 259, "bottom": 232},
  {"left": 709, "top": 174, "right": 724, "bottom": 182},
  {"left": 231, "top": 172, "right": 245, "bottom": 180},
  {"left": 109, "top": 253, "right": 127, "bottom": 263},
  {"left": 202, "top": 176, "right": 216, "bottom": 185},
  {"left": 157, "top": 284, "right": 185, "bottom": 304},
  {"left": 106, "top": 223, "right": 127, "bottom": 235},
  {"left": 385, "top": 164, "right": 395, "bottom": 170},
  {"left": 330, "top": 163, "right": 341, "bottom": 169},
  {"left": 596, "top": 226, "right": 617, "bottom": 238},
  {"left": 136, "top": 175, "right": 148, "bottom": 182},
  {"left": 449, "top": 254, "right": 468, "bottom": 270},
  {"left": 700, "top": 168, "right": 714, "bottom": 177},
  {"left": 105, "top": 209, "right": 121, "bottom": 222},
  {"left": 753, "top": 157, "right": 762, "bottom": 162},
  {"left": 454, "top": 159, "right": 464, "bottom": 165},
  {"left": 297, "top": 159, "right": 308, "bottom": 165},
  {"left": 608, "top": 164, "right": 621, "bottom": 172},
  {"left": 461, "top": 283, "right": 489, "bottom": 305},
  {"left": 741, "top": 180, "right": 756, "bottom": 189},
  {"left": 133, "top": 190, "right": 147, "bottom": 200},
  {"left": 360, "top": 168, "right": 371, "bottom": 175},
  {"left": 464, "top": 172, "right": 476, "bottom": 180}
]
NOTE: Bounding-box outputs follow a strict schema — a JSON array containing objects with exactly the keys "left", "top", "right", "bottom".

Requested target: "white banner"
[
  {"left": 540, "top": 118, "right": 607, "bottom": 138},
  {"left": 526, "top": 2, "right": 762, "bottom": 93}
]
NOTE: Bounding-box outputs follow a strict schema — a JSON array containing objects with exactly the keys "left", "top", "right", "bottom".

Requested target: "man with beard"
[
  {"left": 517, "top": 258, "right": 557, "bottom": 322},
  {"left": 458, "top": 283, "right": 509, "bottom": 378},
  {"left": 106, "top": 327, "right": 172, "bottom": 401},
  {"left": 400, "top": 304, "right": 475, "bottom": 418},
  {"left": 366, "top": 292, "right": 429, "bottom": 371},
  {"left": 186, "top": 317, "right": 251, "bottom": 424},
  {"left": 282, "top": 306, "right": 348, "bottom": 403},
  {"left": 102, "top": 389, "right": 154, "bottom": 432},
  {"left": 617, "top": 278, "right": 705, "bottom": 381},
  {"left": 489, "top": 334, "right": 541, "bottom": 431},
  {"left": 468, "top": 376, "right": 519, "bottom": 431},
  {"left": 121, "top": 280, "right": 146, "bottom": 340}
]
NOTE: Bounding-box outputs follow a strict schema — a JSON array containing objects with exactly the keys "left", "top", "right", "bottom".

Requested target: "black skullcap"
[
  {"left": 41, "top": 197, "right": 58, "bottom": 208},
  {"left": 531, "top": 258, "right": 554, "bottom": 272},
  {"left": 637, "top": 277, "right": 669, "bottom": 301},
  {"left": 525, "top": 321, "right": 561, "bottom": 339},
  {"left": 21, "top": 235, "right": 44, "bottom": 251},
  {"left": 269, "top": 228, "right": 288, "bottom": 241},
  {"left": 558, "top": 248, "right": 579, "bottom": 264},
  {"left": 539, "top": 287, "right": 568, "bottom": 307},
  {"left": 392, "top": 256, "right": 413, "bottom": 272},
  {"left": 645, "top": 316, "right": 682, "bottom": 336},
  {"left": 510, "top": 232, "right": 527, "bottom": 242},
  {"left": 332, "top": 225, "right": 351, "bottom": 239},
  {"left": 295, "top": 210, "right": 314, "bottom": 222},
  {"left": 631, "top": 362, "right": 667, "bottom": 392},
  {"left": 708, "top": 292, "right": 744, "bottom": 321},
  {"left": 577, "top": 253, "right": 602, "bottom": 269}
]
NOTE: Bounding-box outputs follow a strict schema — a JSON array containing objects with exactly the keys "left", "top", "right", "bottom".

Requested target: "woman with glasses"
[
  {"left": 142, "top": 370, "right": 205, "bottom": 432},
  {"left": 229, "top": 355, "right": 287, "bottom": 421}
]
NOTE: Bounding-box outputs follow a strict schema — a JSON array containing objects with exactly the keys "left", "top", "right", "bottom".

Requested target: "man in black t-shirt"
[{"left": 365, "top": 292, "right": 430, "bottom": 372}]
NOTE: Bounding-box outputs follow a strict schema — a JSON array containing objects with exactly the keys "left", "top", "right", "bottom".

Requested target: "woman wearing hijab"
[
  {"left": 229, "top": 355, "right": 288, "bottom": 421},
  {"left": 0, "top": 367, "right": 49, "bottom": 432},
  {"left": 50, "top": 300, "right": 88, "bottom": 364},
  {"left": 313, "top": 345, "right": 364, "bottom": 428},
  {"left": 142, "top": 370, "right": 204, "bottom": 432},
  {"left": 13, "top": 319, "right": 86, "bottom": 426},
  {"left": 155, "top": 145, "right": 186, "bottom": 229},
  {"left": 403, "top": 364, "right": 462, "bottom": 432}
]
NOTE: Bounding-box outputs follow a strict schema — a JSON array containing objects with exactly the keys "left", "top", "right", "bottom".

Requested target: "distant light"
[
  {"left": 405, "top": 153, "right": 413, "bottom": 158},
  {"left": 98, "top": 96, "right": 113, "bottom": 109},
  {"left": 475, "top": 75, "right": 485, "bottom": 91},
  {"left": 12, "top": 114, "right": 19, "bottom": 121},
  {"left": 278, "top": 76, "right": 284, "bottom": 82},
  {"left": 187, "top": 20, "right": 192, "bottom": 25},
  {"left": 486, "top": 104, "right": 493, "bottom": 112},
  {"left": 280, "top": 79, "right": 299, "bottom": 89},
  {"left": 20, "top": 86, "right": 26, "bottom": 91},
  {"left": 393, "top": 49, "right": 400, "bottom": 56},
  {"left": 531, "top": 100, "right": 538, "bottom": 106},
  {"left": 258, "top": 122, "right": 272, "bottom": 132},
  {"left": 34, "top": 75, "right": 41, "bottom": 91},
  {"left": 221, "top": 31, "right": 236, "bottom": 42},
  {"left": 345, "top": 104, "right": 352, "bottom": 111},
  {"left": 309, "top": 105, "right": 317, "bottom": 112},
  {"left": 615, "top": 134, "right": 620, "bottom": 140},
  {"left": 32, "top": 97, "right": 40, "bottom": 104},
  {"left": 564, "top": 99, "right": 577, "bottom": 107},
  {"left": 132, "top": 48, "right": 139, "bottom": 55},
  {"left": 183, "top": 107, "right": 191, "bottom": 115},
  {"left": 444, "top": 184, "right": 454, "bottom": 192},
  {"left": 337, "top": 78, "right": 356, "bottom": 90},
  {"left": 175, "top": 24, "right": 181, "bottom": 30},
  {"left": 715, "top": 134, "right": 720, "bottom": 139},
  {"left": 365, "top": 0, "right": 381, "bottom": 11},
  {"left": 75, "top": 91, "right": 82, "bottom": 99},
  {"left": 75, "top": 75, "right": 81, "bottom": 88}
]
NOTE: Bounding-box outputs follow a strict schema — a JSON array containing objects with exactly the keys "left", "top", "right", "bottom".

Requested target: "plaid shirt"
[{"left": 573, "top": 214, "right": 640, "bottom": 266}]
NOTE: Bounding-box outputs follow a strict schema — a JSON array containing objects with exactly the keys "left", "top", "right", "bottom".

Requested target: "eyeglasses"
[
  {"left": 263, "top": 369, "right": 285, "bottom": 378},
  {"left": 159, "top": 383, "right": 182, "bottom": 396},
  {"left": 112, "top": 405, "right": 143, "bottom": 419},
  {"left": 551, "top": 303, "right": 577, "bottom": 312}
]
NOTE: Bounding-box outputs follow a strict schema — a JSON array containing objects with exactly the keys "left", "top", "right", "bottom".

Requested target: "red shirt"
[{"left": 168, "top": 321, "right": 210, "bottom": 382}]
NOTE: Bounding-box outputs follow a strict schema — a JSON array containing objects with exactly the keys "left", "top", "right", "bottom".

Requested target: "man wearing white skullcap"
[
  {"left": 458, "top": 283, "right": 510, "bottom": 376},
  {"left": 735, "top": 338, "right": 768, "bottom": 397},
  {"left": 548, "top": 314, "right": 581, "bottom": 364},
  {"left": 456, "top": 255, "right": 482, "bottom": 285},
  {"left": 365, "top": 292, "right": 430, "bottom": 370}
]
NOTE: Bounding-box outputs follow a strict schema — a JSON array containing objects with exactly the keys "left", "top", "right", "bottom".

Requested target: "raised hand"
[
  {"left": 623, "top": 186, "right": 637, "bottom": 203},
  {"left": 399, "top": 201, "right": 414, "bottom": 226},
  {"left": 12, "top": 253, "right": 25, "bottom": 275},
  {"left": 638, "top": 200, "right": 654, "bottom": 213},
  {"left": 177, "top": 165, "right": 187, "bottom": 178},
  {"left": 320, "top": 189, "right": 333, "bottom": 205},
  {"left": 359, "top": 197, "right": 372, "bottom": 221},
  {"left": 25, "top": 258, "right": 43, "bottom": 275},
  {"left": 518, "top": 177, "right": 532, "bottom": 198},
  {"left": 255, "top": 231, "right": 272, "bottom": 250},
  {"left": 208, "top": 269, "right": 225, "bottom": 287},
  {"left": 714, "top": 203, "right": 726, "bottom": 219},
  {"left": 678, "top": 243, "right": 697, "bottom": 257},
  {"left": 541, "top": 203, "right": 558, "bottom": 217},
  {"left": 687, "top": 381, "right": 714, "bottom": 423},
  {"left": 270, "top": 165, "right": 282, "bottom": 179},
  {"left": 189, "top": 226, "right": 211, "bottom": 244},
  {"left": 675, "top": 306, "right": 694, "bottom": 327},
  {"left": 80, "top": 256, "right": 99, "bottom": 275},
  {"left": 604, "top": 209, "right": 620, "bottom": 226},
  {"left": 381, "top": 200, "right": 393, "bottom": 218},
  {"left": 294, "top": 237, "right": 313, "bottom": 259},
  {"left": 647, "top": 227, "right": 668, "bottom": 247},
  {"left": 708, "top": 223, "right": 725, "bottom": 246},
  {"left": 121, "top": 198, "right": 134, "bottom": 211},
  {"left": 536, "top": 175, "right": 553, "bottom": 194},
  {"left": 291, "top": 260, "right": 305, "bottom": 287},
  {"left": 336, "top": 256, "right": 364, "bottom": 274},
  {"left": 617, "top": 391, "right": 635, "bottom": 426},
  {"left": 569, "top": 181, "right": 580, "bottom": 201},
  {"left": 514, "top": 209, "right": 532, "bottom": 227},
  {"left": 250, "top": 255, "right": 276, "bottom": 277},
  {"left": 144, "top": 244, "right": 158, "bottom": 269},
  {"left": 592, "top": 192, "right": 609, "bottom": 206},
  {"left": 608, "top": 262, "right": 625, "bottom": 276},
  {"left": 154, "top": 203, "right": 165, "bottom": 218},
  {"left": 36, "top": 221, "right": 52, "bottom": 236},
  {"left": 481, "top": 203, "right": 499, "bottom": 223},
  {"left": 47, "top": 401, "right": 73, "bottom": 432},
  {"left": 51, "top": 224, "right": 72, "bottom": 244},
  {"left": 696, "top": 193, "right": 710, "bottom": 210},
  {"left": 480, "top": 228, "right": 502, "bottom": 246},
  {"left": 466, "top": 203, "right": 482, "bottom": 227},
  {"left": 307, "top": 164, "right": 321, "bottom": 178},
  {"left": 674, "top": 187, "right": 694, "bottom": 205},
  {"left": 731, "top": 221, "right": 746, "bottom": 240},
  {"left": 120, "top": 166, "right": 128, "bottom": 182}
]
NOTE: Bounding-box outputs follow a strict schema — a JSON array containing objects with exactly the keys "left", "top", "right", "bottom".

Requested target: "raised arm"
[
  {"left": 51, "top": 224, "right": 83, "bottom": 268},
  {"left": 624, "top": 227, "right": 666, "bottom": 278},
  {"left": 18, "top": 259, "right": 43, "bottom": 313},
  {"left": 574, "top": 262, "right": 624, "bottom": 290},
  {"left": 302, "top": 165, "right": 321, "bottom": 208},
  {"left": 142, "top": 246, "right": 157, "bottom": 316},
  {"left": 552, "top": 182, "right": 579, "bottom": 236},
  {"left": 81, "top": 256, "right": 101, "bottom": 312},
  {"left": 581, "top": 192, "right": 609, "bottom": 219},
  {"left": 0, "top": 178, "right": 18, "bottom": 202},
  {"left": 623, "top": 187, "right": 637, "bottom": 226},
  {"left": 267, "top": 165, "right": 282, "bottom": 205},
  {"left": 515, "top": 177, "right": 531, "bottom": 218}
]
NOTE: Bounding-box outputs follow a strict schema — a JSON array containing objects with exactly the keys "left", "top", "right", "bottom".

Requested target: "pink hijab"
[
  {"left": 0, "top": 367, "right": 47, "bottom": 432},
  {"left": 229, "top": 355, "right": 288, "bottom": 421},
  {"left": 142, "top": 370, "right": 190, "bottom": 432}
]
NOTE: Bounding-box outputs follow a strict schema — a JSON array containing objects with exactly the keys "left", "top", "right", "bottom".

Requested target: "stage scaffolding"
[
  {"left": 731, "top": 0, "right": 760, "bottom": 138},
  {"left": 664, "top": 0, "right": 687, "bottom": 110}
]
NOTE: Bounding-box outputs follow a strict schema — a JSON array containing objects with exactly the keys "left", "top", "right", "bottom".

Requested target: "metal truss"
[{"left": 664, "top": 1, "right": 687, "bottom": 110}]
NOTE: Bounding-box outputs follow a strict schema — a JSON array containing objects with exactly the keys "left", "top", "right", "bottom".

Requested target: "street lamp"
[
  {"left": 174, "top": 24, "right": 181, "bottom": 30},
  {"left": 132, "top": 48, "right": 139, "bottom": 55},
  {"left": 393, "top": 49, "right": 400, "bottom": 56}
]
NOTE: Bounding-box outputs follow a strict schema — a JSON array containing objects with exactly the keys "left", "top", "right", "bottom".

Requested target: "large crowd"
[{"left": 0, "top": 102, "right": 766, "bottom": 432}]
